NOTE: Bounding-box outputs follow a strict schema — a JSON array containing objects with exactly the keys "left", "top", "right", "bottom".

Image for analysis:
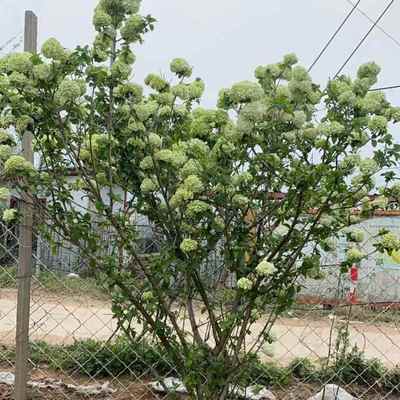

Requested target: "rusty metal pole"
[{"left": 14, "top": 10, "right": 37, "bottom": 400}]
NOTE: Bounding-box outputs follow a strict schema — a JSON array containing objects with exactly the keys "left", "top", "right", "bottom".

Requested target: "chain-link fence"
[{"left": 2, "top": 217, "right": 400, "bottom": 399}]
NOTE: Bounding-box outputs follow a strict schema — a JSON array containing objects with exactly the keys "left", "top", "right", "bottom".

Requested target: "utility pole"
[{"left": 14, "top": 10, "right": 37, "bottom": 400}]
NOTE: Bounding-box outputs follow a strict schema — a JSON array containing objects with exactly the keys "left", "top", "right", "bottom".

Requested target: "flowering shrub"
[{"left": 1, "top": 0, "right": 400, "bottom": 398}]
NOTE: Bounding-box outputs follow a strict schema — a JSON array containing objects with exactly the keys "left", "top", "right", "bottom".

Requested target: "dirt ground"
[
  {"left": 1, "top": 374, "right": 399, "bottom": 400},
  {"left": 2, "top": 288, "right": 400, "bottom": 368}
]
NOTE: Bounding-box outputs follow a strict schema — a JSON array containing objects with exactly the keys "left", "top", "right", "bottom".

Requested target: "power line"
[
  {"left": 369, "top": 85, "right": 400, "bottom": 92},
  {"left": 308, "top": 0, "right": 362, "bottom": 72},
  {"left": 345, "top": 0, "right": 400, "bottom": 49},
  {"left": 334, "top": 0, "right": 395, "bottom": 78},
  {"left": 0, "top": 31, "right": 23, "bottom": 54}
]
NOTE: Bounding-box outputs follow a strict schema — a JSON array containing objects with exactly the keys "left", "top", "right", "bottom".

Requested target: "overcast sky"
[{"left": 1, "top": 0, "right": 400, "bottom": 108}]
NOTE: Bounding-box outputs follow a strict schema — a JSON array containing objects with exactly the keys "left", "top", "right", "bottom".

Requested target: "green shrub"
[
  {"left": 383, "top": 368, "right": 400, "bottom": 394},
  {"left": 241, "top": 355, "right": 291, "bottom": 387},
  {"left": 62, "top": 337, "right": 175, "bottom": 377},
  {"left": 332, "top": 346, "right": 386, "bottom": 386},
  {"left": 288, "top": 357, "right": 316, "bottom": 380}
]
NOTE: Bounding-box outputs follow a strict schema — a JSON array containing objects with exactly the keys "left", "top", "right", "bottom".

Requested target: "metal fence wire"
[{"left": 2, "top": 216, "right": 400, "bottom": 399}]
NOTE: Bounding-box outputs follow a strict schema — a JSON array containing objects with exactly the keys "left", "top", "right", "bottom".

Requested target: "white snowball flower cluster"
[{"left": 255, "top": 259, "right": 277, "bottom": 277}]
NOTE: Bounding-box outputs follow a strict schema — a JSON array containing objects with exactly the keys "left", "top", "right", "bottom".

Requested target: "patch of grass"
[
  {"left": 0, "top": 266, "right": 109, "bottom": 301},
  {"left": 0, "top": 266, "right": 17, "bottom": 288},
  {"left": 34, "top": 271, "right": 109, "bottom": 301}
]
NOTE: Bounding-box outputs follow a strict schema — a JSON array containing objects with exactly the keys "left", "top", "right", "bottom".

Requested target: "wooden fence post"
[{"left": 14, "top": 10, "right": 37, "bottom": 400}]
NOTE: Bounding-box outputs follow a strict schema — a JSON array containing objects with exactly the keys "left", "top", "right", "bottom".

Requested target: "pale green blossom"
[
  {"left": 4, "top": 155, "right": 34, "bottom": 176},
  {"left": 142, "top": 291, "right": 154, "bottom": 302},
  {"left": 357, "top": 62, "right": 380, "bottom": 83},
  {"left": 134, "top": 101, "right": 158, "bottom": 121},
  {"left": 274, "top": 225, "right": 289, "bottom": 237},
  {"left": 283, "top": 53, "right": 298, "bottom": 66},
  {"left": 2, "top": 209, "right": 17, "bottom": 223},
  {"left": 232, "top": 194, "right": 249, "bottom": 207},
  {"left": 256, "top": 259, "right": 277, "bottom": 277},
  {"left": 381, "top": 233, "right": 400, "bottom": 252},
  {"left": 348, "top": 228, "right": 364, "bottom": 243},
  {"left": 171, "top": 84, "right": 191, "bottom": 100},
  {"left": 186, "top": 200, "right": 210, "bottom": 217},
  {"left": 187, "top": 139, "right": 209, "bottom": 156},
  {"left": 237, "top": 277, "right": 253, "bottom": 291},
  {"left": 111, "top": 60, "right": 132, "bottom": 80},
  {"left": 232, "top": 171, "right": 253, "bottom": 186},
  {"left": 124, "top": 0, "right": 141, "bottom": 14},
  {"left": 351, "top": 130, "right": 369, "bottom": 146},
  {"left": 302, "top": 127, "right": 318, "bottom": 140},
  {"left": 55, "top": 79, "right": 83, "bottom": 104},
  {"left": 338, "top": 90, "right": 356, "bottom": 106},
  {"left": 181, "top": 159, "right": 201, "bottom": 177},
  {"left": 121, "top": 15, "right": 144, "bottom": 42},
  {"left": 229, "top": 81, "right": 264, "bottom": 103},
  {"left": 145, "top": 74, "right": 169, "bottom": 92},
  {"left": 320, "top": 215, "right": 335, "bottom": 226},
  {"left": 33, "top": 64, "right": 51, "bottom": 81},
  {"left": 359, "top": 159, "right": 378, "bottom": 175},
  {"left": 293, "top": 110, "right": 307, "bottom": 128},
  {"left": 291, "top": 66, "right": 310, "bottom": 82},
  {"left": 0, "top": 145, "right": 11, "bottom": 160},
  {"left": 170, "top": 58, "right": 192, "bottom": 78},
  {"left": 140, "top": 178, "right": 157, "bottom": 193},
  {"left": 0, "top": 130, "right": 12, "bottom": 144},
  {"left": 147, "top": 133, "right": 162, "bottom": 148},
  {"left": 115, "top": 83, "right": 143, "bottom": 101},
  {"left": 139, "top": 156, "right": 154, "bottom": 170},
  {"left": 358, "top": 92, "right": 386, "bottom": 113},
  {"left": 241, "top": 101, "right": 268, "bottom": 122},
  {"left": 0, "top": 187, "right": 10, "bottom": 201},
  {"left": 155, "top": 149, "right": 187, "bottom": 167},
  {"left": 42, "top": 38, "right": 66, "bottom": 60},
  {"left": 9, "top": 71, "right": 28, "bottom": 86},
  {"left": 6, "top": 52, "right": 32, "bottom": 73},
  {"left": 340, "top": 154, "right": 361, "bottom": 170},
  {"left": 188, "top": 79, "right": 205, "bottom": 99},
  {"left": 93, "top": 6, "right": 112, "bottom": 30},
  {"left": 368, "top": 116, "right": 387, "bottom": 132},
  {"left": 183, "top": 175, "right": 203, "bottom": 193},
  {"left": 170, "top": 188, "right": 193, "bottom": 207},
  {"left": 346, "top": 247, "right": 365, "bottom": 263},
  {"left": 180, "top": 238, "right": 198, "bottom": 253}
]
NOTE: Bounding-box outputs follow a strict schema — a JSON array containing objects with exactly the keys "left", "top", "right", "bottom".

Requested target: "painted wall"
[{"left": 301, "top": 216, "right": 400, "bottom": 303}]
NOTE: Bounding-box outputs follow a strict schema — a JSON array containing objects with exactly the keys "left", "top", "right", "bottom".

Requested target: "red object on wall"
[{"left": 350, "top": 264, "right": 358, "bottom": 282}]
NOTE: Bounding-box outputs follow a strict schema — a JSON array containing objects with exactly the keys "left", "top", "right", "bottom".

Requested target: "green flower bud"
[
  {"left": 4, "top": 155, "right": 35, "bottom": 176},
  {"left": 346, "top": 247, "right": 365, "bottom": 263},
  {"left": 256, "top": 260, "right": 277, "bottom": 277},
  {"left": 0, "top": 145, "right": 11, "bottom": 160},
  {"left": 170, "top": 58, "right": 192, "bottom": 78},
  {"left": 180, "top": 238, "right": 198, "bottom": 253},
  {"left": 0, "top": 187, "right": 10, "bottom": 201},
  {"left": 237, "top": 277, "right": 253, "bottom": 291},
  {"left": 121, "top": 15, "right": 144, "bottom": 42},
  {"left": 140, "top": 178, "right": 157, "bottom": 193},
  {"left": 42, "top": 38, "right": 66, "bottom": 60},
  {"left": 145, "top": 73, "right": 169, "bottom": 92},
  {"left": 183, "top": 175, "right": 203, "bottom": 193},
  {"left": 55, "top": 79, "right": 83, "bottom": 105},
  {"left": 2, "top": 209, "right": 17, "bottom": 223},
  {"left": 134, "top": 101, "right": 158, "bottom": 121},
  {"left": 93, "top": 6, "right": 113, "bottom": 30}
]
